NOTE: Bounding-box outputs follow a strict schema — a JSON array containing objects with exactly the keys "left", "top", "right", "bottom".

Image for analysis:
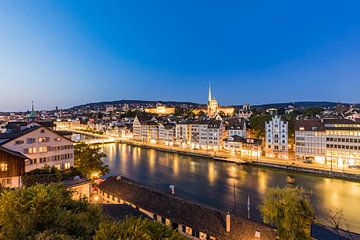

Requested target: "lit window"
[
  {"left": 0, "top": 163, "right": 8, "bottom": 171},
  {"left": 64, "top": 162, "right": 71, "bottom": 169}
]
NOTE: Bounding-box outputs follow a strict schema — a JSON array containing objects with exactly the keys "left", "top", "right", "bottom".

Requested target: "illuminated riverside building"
[
  {"left": 175, "top": 120, "right": 225, "bottom": 150},
  {"left": 295, "top": 119, "right": 326, "bottom": 163},
  {"left": 265, "top": 116, "right": 288, "bottom": 159},
  {"left": 295, "top": 119, "right": 360, "bottom": 167},
  {"left": 224, "top": 136, "right": 262, "bottom": 157}
]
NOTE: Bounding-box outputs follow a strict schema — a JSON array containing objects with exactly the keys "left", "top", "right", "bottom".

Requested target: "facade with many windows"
[
  {"left": 265, "top": 116, "right": 288, "bottom": 159},
  {"left": 295, "top": 119, "right": 360, "bottom": 167},
  {"left": 0, "top": 124, "right": 74, "bottom": 172},
  {"left": 295, "top": 119, "right": 326, "bottom": 163}
]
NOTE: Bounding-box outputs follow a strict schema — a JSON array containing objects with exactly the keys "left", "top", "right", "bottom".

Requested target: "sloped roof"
[
  {"left": 0, "top": 125, "right": 42, "bottom": 144},
  {"left": 99, "top": 176, "right": 276, "bottom": 240},
  {"left": 0, "top": 146, "right": 28, "bottom": 159}
]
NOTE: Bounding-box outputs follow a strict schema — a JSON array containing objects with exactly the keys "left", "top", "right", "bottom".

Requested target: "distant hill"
[
  {"left": 252, "top": 101, "right": 358, "bottom": 109},
  {"left": 69, "top": 100, "right": 359, "bottom": 111},
  {"left": 70, "top": 99, "right": 204, "bottom": 110}
]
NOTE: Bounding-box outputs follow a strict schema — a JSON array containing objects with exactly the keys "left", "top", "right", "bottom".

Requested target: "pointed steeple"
[
  {"left": 208, "top": 83, "right": 212, "bottom": 102},
  {"left": 28, "top": 100, "right": 37, "bottom": 122}
]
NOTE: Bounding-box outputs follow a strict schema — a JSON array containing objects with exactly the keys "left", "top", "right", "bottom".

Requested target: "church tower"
[
  {"left": 27, "top": 101, "right": 37, "bottom": 123},
  {"left": 208, "top": 83, "right": 212, "bottom": 103},
  {"left": 207, "top": 83, "right": 219, "bottom": 117}
]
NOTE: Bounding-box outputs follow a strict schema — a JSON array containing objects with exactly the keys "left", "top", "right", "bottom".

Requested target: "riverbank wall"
[{"left": 116, "top": 139, "right": 360, "bottom": 182}]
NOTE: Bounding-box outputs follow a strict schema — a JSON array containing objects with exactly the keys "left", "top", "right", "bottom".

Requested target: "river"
[{"left": 102, "top": 143, "right": 360, "bottom": 233}]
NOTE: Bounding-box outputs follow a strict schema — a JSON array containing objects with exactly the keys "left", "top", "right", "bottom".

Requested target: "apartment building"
[
  {"left": 199, "top": 120, "right": 225, "bottom": 150},
  {"left": 295, "top": 119, "right": 360, "bottom": 167},
  {"left": 175, "top": 122, "right": 192, "bottom": 147},
  {"left": 324, "top": 119, "right": 360, "bottom": 167},
  {"left": 227, "top": 118, "right": 247, "bottom": 138},
  {"left": 265, "top": 116, "right": 288, "bottom": 159},
  {"left": 295, "top": 119, "right": 326, "bottom": 163},
  {"left": 163, "top": 124, "right": 176, "bottom": 146},
  {"left": 0, "top": 123, "right": 74, "bottom": 172}
]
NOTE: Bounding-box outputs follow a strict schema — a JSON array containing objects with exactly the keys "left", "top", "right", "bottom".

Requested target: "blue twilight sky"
[{"left": 0, "top": 1, "right": 360, "bottom": 111}]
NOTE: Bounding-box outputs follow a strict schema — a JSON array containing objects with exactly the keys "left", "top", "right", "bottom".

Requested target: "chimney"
[
  {"left": 169, "top": 185, "right": 175, "bottom": 195},
  {"left": 226, "top": 212, "right": 231, "bottom": 233}
]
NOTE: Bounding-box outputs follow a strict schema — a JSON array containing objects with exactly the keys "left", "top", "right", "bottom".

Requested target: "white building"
[
  {"left": 199, "top": 120, "right": 225, "bottom": 150},
  {"left": 227, "top": 118, "right": 247, "bottom": 138},
  {"left": 265, "top": 116, "right": 288, "bottom": 159},
  {"left": 295, "top": 119, "right": 326, "bottom": 163},
  {"left": 0, "top": 123, "right": 74, "bottom": 172},
  {"left": 295, "top": 119, "right": 360, "bottom": 167}
]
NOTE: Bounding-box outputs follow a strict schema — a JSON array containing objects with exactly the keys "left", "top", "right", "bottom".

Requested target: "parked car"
[
  {"left": 303, "top": 159, "right": 313, "bottom": 164},
  {"left": 349, "top": 165, "right": 360, "bottom": 169}
]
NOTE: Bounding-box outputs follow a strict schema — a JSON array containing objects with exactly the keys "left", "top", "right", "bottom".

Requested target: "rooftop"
[{"left": 99, "top": 176, "right": 276, "bottom": 240}]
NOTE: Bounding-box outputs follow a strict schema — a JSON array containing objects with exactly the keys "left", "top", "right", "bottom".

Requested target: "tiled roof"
[
  {"left": 99, "top": 176, "right": 276, "bottom": 240},
  {"left": 102, "top": 204, "right": 150, "bottom": 222},
  {"left": 0, "top": 125, "right": 42, "bottom": 144},
  {"left": 0, "top": 146, "right": 28, "bottom": 159},
  {"left": 227, "top": 118, "right": 246, "bottom": 130},
  {"left": 295, "top": 119, "right": 325, "bottom": 131}
]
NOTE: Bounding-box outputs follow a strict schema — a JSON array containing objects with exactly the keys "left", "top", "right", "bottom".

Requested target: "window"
[
  {"left": 38, "top": 137, "right": 49, "bottom": 143},
  {"left": 38, "top": 146, "right": 48, "bottom": 153},
  {"left": 0, "top": 163, "right": 7, "bottom": 171},
  {"left": 26, "top": 138, "right": 36, "bottom": 144},
  {"left": 192, "top": 229, "right": 199, "bottom": 238},
  {"left": 54, "top": 137, "right": 62, "bottom": 141},
  {"left": 64, "top": 162, "right": 71, "bottom": 169},
  {"left": 28, "top": 147, "right": 37, "bottom": 154},
  {"left": 15, "top": 140, "right": 24, "bottom": 145}
]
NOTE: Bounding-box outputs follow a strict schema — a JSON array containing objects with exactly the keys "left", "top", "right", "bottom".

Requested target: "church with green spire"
[{"left": 27, "top": 101, "right": 38, "bottom": 123}]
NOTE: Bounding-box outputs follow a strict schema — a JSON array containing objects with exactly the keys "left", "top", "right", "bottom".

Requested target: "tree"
[
  {"left": 324, "top": 208, "right": 346, "bottom": 230},
  {"left": 303, "top": 107, "right": 323, "bottom": 117},
  {"left": 259, "top": 187, "right": 314, "bottom": 240},
  {"left": 22, "top": 167, "right": 83, "bottom": 187},
  {"left": 249, "top": 114, "right": 272, "bottom": 139},
  {"left": 74, "top": 142, "right": 109, "bottom": 178},
  {"left": 94, "top": 217, "right": 186, "bottom": 240},
  {"left": 0, "top": 184, "right": 102, "bottom": 240}
]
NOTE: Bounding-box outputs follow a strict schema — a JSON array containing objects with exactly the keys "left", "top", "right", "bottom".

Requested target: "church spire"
[
  {"left": 28, "top": 100, "right": 37, "bottom": 123},
  {"left": 208, "top": 83, "right": 212, "bottom": 102}
]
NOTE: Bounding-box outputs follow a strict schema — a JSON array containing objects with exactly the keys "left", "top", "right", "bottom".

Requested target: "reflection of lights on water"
[
  {"left": 257, "top": 170, "right": 268, "bottom": 194},
  {"left": 190, "top": 161, "right": 196, "bottom": 173},
  {"left": 208, "top": 161, "right": 217, "bottom": 185},
  {"left": 149, "top": 150, "right": 156, "bottom": 172}
]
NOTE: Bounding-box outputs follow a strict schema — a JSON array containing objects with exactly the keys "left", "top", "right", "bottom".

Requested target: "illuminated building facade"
[
  {"left": 144, "top": 103, "right": 175, "bottom": 115},
  {"left": 193, "top": 84, "right": 235, "bottom": 117},
  {"left": 295, "top": 119, "right": 360, "bottom": 167},
  {"left": 265, "top": 116, "right": 288, "bottom": 159},
  {"left": 0, "top": 124, "right": 74, "bottom": 172},
  {"left": 295, "top": 119, "right": 326, "bottom": 163}
]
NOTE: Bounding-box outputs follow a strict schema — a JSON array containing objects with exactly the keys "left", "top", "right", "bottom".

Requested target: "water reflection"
[{"left": 102, "top": 143, "right": 360, "bottom": 233}]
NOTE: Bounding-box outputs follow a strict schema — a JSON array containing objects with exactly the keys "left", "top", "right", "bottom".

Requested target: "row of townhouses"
[
  {"left": 132, "top": 114, "right": 256, "bottom": 150},
  {"left": 132, "top": 115, "right": 263, "bottom": 157}
]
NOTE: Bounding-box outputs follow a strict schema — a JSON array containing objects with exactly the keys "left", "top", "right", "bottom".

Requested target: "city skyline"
[{"left": 1, "top": 1, "right": 360, "bottom": 111}]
